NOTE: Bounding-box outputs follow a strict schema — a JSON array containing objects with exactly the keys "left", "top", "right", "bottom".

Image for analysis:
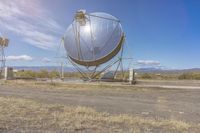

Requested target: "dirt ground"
[{"left": 0, "top": 80, "right": 200, "bottom": 132}]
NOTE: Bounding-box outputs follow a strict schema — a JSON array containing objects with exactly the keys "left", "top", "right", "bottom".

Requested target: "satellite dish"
[{"left": 64, "top": 10, "right": 124, "bottom": 67}]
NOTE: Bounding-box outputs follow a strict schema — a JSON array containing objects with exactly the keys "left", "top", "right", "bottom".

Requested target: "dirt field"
[{"left": 0, "top": 80, "right": 200, "bottom": 132}]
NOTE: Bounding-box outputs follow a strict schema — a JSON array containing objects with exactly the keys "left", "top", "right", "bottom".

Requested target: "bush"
[
  {"left": 140, "top": 73, "right": 152, "bottom": 79},
  {"left": 49, "top": 70, "right": 60, "bottom": 79},
  {"left": 16, "top": 70, "right": 36, "bottom": 78},
  {"left": 64, "top": 72, "right": 82, "bottom": 78},
  {"left": 37, "top": 70, "right": 49, "bottom": 78},
  {"left": 178, "top": 73, "right": 200, "bottom": 80},
  {"left": 15, "top": 70, "right": 60, "bottom": 79}
]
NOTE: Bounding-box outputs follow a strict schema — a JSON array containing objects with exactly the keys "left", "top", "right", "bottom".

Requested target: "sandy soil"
[{"left": 0, "top": 80, "right": 200, "bottom": 125}]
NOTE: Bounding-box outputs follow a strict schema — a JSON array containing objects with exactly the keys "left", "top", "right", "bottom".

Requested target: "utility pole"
[
  {"left": 0, "top": 37, "right": 9, "bottom": 78},
  {"left": 60, "top": 61, "right": 64, "bottom": 80}
]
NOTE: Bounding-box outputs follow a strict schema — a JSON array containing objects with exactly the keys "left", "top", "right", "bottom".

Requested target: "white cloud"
[
  {"left": 137, "top": 60, "right": 161, "bottom": 66},
  {"left": 41, "top": 57, "right": 51, "bottom": 63},
  {"left": 0, "top": 0, "right": 63, "bottom": 50},
  {"left": 6, "top": 55, "right": 33, "bottom": 61}
]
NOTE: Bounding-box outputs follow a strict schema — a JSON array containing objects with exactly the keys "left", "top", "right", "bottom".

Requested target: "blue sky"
[{"left": 0, "top": 0, "right": 200, "bottom": 69}]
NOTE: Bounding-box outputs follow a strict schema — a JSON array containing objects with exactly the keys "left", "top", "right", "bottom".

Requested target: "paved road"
[{"left": 0, "top": 83, "right": 200, "bottom": 124}]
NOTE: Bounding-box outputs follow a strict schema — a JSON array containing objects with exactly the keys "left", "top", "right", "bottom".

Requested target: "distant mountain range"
[
  {"left": 135, "top": 67, "right": 200, "bottom": 73},
  {"left": 11, "top": 66, "right": 200, "bottom": 73},
  {"left": 12, "top": 66, "right": 75, "bottom": 72}
]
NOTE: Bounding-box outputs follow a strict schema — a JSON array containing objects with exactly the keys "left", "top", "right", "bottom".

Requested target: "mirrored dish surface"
[{"left": 64, "top": 12, "right": 123, "bottom": 66}]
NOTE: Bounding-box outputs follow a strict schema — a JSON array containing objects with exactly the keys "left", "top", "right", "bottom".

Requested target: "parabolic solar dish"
[{"left": 64, "top": 10, "right": 124, "bottom": 66}]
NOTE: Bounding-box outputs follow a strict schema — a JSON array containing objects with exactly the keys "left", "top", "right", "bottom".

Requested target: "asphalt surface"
[{"left": 0, "top": 80, "right": 200, "bottom": 124}]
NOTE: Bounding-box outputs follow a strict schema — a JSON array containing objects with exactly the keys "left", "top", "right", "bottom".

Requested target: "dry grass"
[
  {"left": 0, "top": 79, "right": 150, "bottom": 92},
  {"left": 0, "top": 97, "right": 199, "bottom": 133}
]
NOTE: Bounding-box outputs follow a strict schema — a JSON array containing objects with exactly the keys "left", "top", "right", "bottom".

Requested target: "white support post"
[{"left": 129, "top": 68, "right": 135, "bottom": 84}]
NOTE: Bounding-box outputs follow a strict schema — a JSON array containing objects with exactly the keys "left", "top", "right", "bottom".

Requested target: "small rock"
[
  {"left": 179, "top": 111, "right": 184, "bottom": 114},
  {"left": 141, "top": 112, "right": 149, "bottom": 115}
]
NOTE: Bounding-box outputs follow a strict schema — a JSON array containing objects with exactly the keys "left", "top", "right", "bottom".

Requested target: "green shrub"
[
  {"left": 16, "top": 70, "right": 36, "bottom": 78},
  {"left": 36, "top": 70, "right": 49, "bottom": 78},
  {"left": 15, "top": 70, "right": 60, "bottom": 79},
  {"left": 140, "top": 73, "right": 152, "bottom": 79},
  {"left": 178, "top": 73, "right": 200, "bottom": 80},
  {"left": 49, "top": 70, "right": 60, "bottom": 79}
]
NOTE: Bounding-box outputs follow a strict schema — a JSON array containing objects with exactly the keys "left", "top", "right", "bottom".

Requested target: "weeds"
[{"left": 0, "top": 97, "right": 199, "bottom": 132}]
